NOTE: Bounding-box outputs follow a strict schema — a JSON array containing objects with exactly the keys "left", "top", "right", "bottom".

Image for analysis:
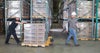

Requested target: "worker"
[
  {"left": 65, "top": 12, "right": 80, "bottom": 46},
  {"left": 5, "top": 17, "right": 24, "bottom": 45}
]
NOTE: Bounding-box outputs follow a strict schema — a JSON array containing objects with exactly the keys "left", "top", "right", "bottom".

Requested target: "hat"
[{"left": 71, "top": 11, "right": 76, "bottom": 16}]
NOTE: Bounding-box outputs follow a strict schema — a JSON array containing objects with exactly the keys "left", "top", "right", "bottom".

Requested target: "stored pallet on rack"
[
  {"left": 77, "top": 22, "right": 92, "bottom": 39},
  {"left": 32, "top": 0, "right": 48, "bottom": 18},
  {"left": 77, "top": 0, "right": 92, "bottom": 18},
  {"left": 6, "top": 0, "right": 30, "bottom": 18}
]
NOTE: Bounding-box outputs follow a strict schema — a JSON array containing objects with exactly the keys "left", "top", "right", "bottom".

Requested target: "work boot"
[
  {"left": 5, "top": 43, "right": 11, "bottom": 45},
  {"left": 17, "top": 41, "right": 21, "bottom": 45}
]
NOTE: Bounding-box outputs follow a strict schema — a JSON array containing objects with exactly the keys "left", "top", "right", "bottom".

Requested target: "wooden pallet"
[
  {"left": 21, "top": 43, "right": 45, "bottom": 47},
  {"left": 78, "top": 16, "right": 92, "bottom": 18},
  {"left": 78, "top": 38, "right": 100, "bottom": 40},
  {"left": 78, "top": 38, "right": 92, "bottom": 40}
]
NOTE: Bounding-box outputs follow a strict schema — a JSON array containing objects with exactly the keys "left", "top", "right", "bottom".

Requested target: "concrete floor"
[{"left": 0, "top": 32, "right": 100, "bottom": 53}]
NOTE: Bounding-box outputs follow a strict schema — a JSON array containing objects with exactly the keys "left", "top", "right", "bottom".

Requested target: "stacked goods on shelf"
[
  {"left": 98, "top": 0, "right": 100, "bottom": 38},
  {"left": 22, "top": 23, "right": 46, "bottom": 47},
  {"left": 32, "top": 0, "right": 48, "bottom": 18},
  {"left": 77, "top": 22, "right": 92, "bottom": 39},
  {"left": 97, "top": 23, "right": 100, "bottom": 38},
  {"left": 23, "top": 24, "right": 36, "bottom": 45},
  {"left": 77, "top": 0, "right": 92, "bottom": 18},
  {"left": 36, "top": 23, "right": 45, "bottom": 46},
  {"left": 7, "top": 0, "right": 30, "bottom": 18},
  {"left": 22, "top": 1, "right": 30, "bottom": 18},
  {"left": 63, "top": 0, "right": 76, "bottom": 18},
  {"left": 63, "top": 1, "right": 68, "bottom": 18},
  {"left": 7, "top": 1, "right": 21, "bottom": 18}
]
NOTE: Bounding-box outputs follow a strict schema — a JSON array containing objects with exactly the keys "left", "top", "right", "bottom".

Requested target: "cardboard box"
[{"left": 77, "top": 1, "right": 92, "bottom": 18}]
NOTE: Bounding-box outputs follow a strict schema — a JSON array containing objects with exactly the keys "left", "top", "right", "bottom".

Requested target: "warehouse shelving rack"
[
  {"left": 95, "top": 0, "right": 99, "bottom": 40},
  {"left": 5, "top": 0, "right": 52, "bottom": 47},
  {"left": 21, "top": 0, "right": 52, "bottom": 47}
]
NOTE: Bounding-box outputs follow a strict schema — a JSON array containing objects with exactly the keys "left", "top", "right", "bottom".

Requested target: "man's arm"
[{"left": 16, "top": 21, "right": 27, "bottom": 24}]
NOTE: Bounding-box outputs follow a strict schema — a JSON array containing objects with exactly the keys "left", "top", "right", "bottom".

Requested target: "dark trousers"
[{"left": 5, "top": 30, "right": 20, "bottom": 44}]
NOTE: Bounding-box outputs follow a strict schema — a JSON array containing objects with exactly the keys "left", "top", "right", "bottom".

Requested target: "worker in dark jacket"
[
  {"left": 65, "top": 12, "right": 80, "bottom": 46},
  {"left": 5, "top": 18, "right": 23, "bottom": 45}
]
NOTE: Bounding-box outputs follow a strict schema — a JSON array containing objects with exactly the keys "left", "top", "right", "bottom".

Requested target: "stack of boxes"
[
  {"left": 32, "top": 0, "right": 48, "bottom": 18},
  {"left": 7, "top": 1, "right": 30, "bottom": 18},
  {"left": 24, "top": 24, "right": 36, "bottom": 44},
  {"left": 22, "top": 1, "right": 30, "bottom": 19},
  {"left": 97, "top": 23, "right": 100, "bottom": 38},
  {"left": 98, "top": 3, "right": 100, "bottom": 17},
  {"left": 98, "top": 2, "right": 100, "bottom": 38},
  {"left": 7, "top": 1, "right": 21, "bottom": 18},
  {"left": 77, "top": 0, "right": 92, "bottom": 18},
  {"left": 23, "top": 23, "right": 46, "bottom": 46},
  {"left": 36, "top": 23, "right": 46, "bottom": 45},
  {"left": 77, "top": 22, "right": 92, "bottom": 38}
]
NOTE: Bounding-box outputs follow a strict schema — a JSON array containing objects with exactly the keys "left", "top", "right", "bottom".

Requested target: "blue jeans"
[{"left": 66, "top": 28, "right": 78, "bottom": 45}]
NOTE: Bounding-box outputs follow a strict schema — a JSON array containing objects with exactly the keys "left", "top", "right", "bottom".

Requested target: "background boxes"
[
  {"left": 7, "top": 1, "right": 30, "bottom": 18},
  {"left": 98, "top": 3, "right": 100, "bottom": 17},
  {"left": 63, "top": 0, "right": 95, "bottom": 18},
  {"left": 77, "top": 22, "right": 92, "bottom": 38},
  {"left": 32, "top": 0, "right": 48, "bottom": 18},
  {"left": 77, "top": 0, "right": 92, "bottom": 18}
]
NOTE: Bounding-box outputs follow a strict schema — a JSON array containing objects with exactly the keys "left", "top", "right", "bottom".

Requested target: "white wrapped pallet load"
[
  {"left": 32, "top": 0, "right": 48, "bottom": 18},
  {"left": 77, "top": 22, "right": 92, "bottom": 38},
  {"left": 7, "top": 1, "right": 30, "bottom": 18},
  {"left": 97, "top": 23, "right": 100, "bottom": 38},
  {"left": 36, "top": 23, "right": 46, "bottom": 45},
  {"left": 23, "top": 23, "right": 46, "bottom": 46},
  {"left": 7, "top": 1, "right": 21, "bottom": 18},
  {"left": 24, "top": 24, "right": 37, "bottom": 44},
  {"left": 77, "top": 0, "right": 92, "bottom": 18}
]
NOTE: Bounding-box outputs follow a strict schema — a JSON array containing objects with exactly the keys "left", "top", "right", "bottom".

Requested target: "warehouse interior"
[{"left": 0, "top": 0, "right": 100, "bottom": 53}]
